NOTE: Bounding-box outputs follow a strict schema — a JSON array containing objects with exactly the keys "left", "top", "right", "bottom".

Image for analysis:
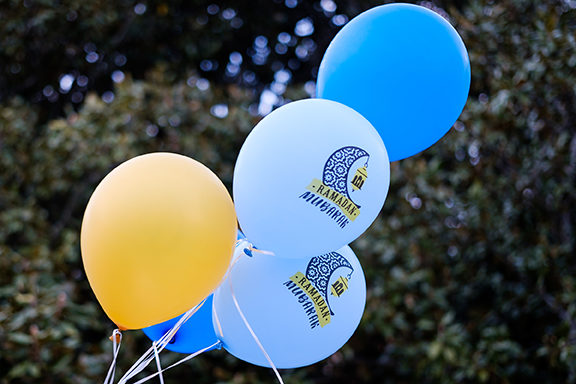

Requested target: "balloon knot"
[
  {"left": 109, "top": 329, "right": 122, "bottom": 344},
  {"left": 243, "top": 247, "right": 253, "bottom": 257}
]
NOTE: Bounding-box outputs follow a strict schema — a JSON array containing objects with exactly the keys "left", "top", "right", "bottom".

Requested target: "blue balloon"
[
  {"left": 316, "top": 3, "right": 471, "bottom": 162},
  {"left": 142, "top": 295, "right": 218, "bottom": 354},
  {"left": 212, "top": 243, "right": 366, "bottom": 369},
  {"left": 142, "top": 229, "right": 245, "bottom": 354}
]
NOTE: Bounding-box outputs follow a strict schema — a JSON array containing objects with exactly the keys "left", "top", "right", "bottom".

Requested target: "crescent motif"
[
  {"left": 305, "top": 251, "right": 354, "bottom": 316},
  {"left": 322, "top": 146, "right": 369, "bottom": 208}
]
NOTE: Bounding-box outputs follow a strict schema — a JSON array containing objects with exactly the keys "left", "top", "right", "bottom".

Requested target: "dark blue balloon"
[
  {"left": 143, "top": 295, "right": 218, "bottom": 354},
  {"left": 317, "top": 3, "right": 471, "bottom": 162},
  {"left": 142, "top": 229, "right": 244, "bottom": 354}
]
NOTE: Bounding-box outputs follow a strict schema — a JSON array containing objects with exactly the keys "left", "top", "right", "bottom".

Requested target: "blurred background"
[{"left": 1, "top": 0, "right": 576, "bottom": 383}]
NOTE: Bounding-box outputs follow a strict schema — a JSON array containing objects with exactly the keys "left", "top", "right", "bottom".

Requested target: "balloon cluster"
[{"left": 80, "top": 3, "right": 470, "bottom": 378}]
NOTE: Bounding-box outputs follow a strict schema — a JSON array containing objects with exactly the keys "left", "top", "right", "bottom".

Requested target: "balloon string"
[
  {"left": 213, "top": 301, "right": 224, "bottom": 339},
  {"left": 234, "top": 238, "right": 275, "bottom": 257},
  {"left": 117, "top": 298, "right": 207, "bottom": 384},
  {"left": 213, "top": 239, "right": 259, "bottom": 338},
  {"left": 152, "top": 341, "right": 164, "bottom": 384},
  {"left": 213, "top": 243, "right": 249, "bottom": 339},
  {"left": 128, "top": 341, "right": 221, "bottom": 384},
  {"left": 103, "top": 329, "right": 122, "bottom": 384},
  {"left": 104, "top": 239, "right": 273, "bottom": 384},
  {"left": 213, "top": 242, "right": 283, "bottom": 383},
  {"left": 229, "top": 270, "right": 284, "bottom": 384},
  {"left": 216, "top": 239, "right": 272, "bottom": 293}
]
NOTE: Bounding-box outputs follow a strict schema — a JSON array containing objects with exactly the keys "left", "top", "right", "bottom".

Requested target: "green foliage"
[{"left": 1, "top": 0, "right": 576, "bottom": 383}]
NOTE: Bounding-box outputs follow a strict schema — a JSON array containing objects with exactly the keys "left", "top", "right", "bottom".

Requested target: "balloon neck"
[
  {"left": 235, "top": 239, "right": 276, "bottom": 258},
  {"left": 115, "top": 324, "right": 128, "bottom": 332}
]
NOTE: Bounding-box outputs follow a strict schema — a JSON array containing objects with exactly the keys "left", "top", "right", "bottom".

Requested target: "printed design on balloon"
[
  {"left": 283, "top": 251, "right": 354, "bottom": 329},
  {"left": 305, "top": 252, "right": 354, "bottom": 316},
  {"left": 298, "top": 146, "right": 370, "bottom": 229},
  {"left": 322, "top": 146, "right": 369, "bottom": 208}
]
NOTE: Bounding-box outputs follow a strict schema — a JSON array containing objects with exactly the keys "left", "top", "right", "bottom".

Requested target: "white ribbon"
[
  {"left": 214, "top": 239, "right": 284, "bottom": 384},
  {"left": 103, "top": 329, "right": 122, "bottom": 384},
  {"left": 229, "top": 273, "right": 284, "bottom": 384},
  {"left": 103, "top": 238, "right": 282, "bottom": 384},
  {"left": 152, "top": 341, "right": 164, "bottom": 384},
  {"left": 129, "top": 341, "right": 221, "bottom": 384},
  {"left": 117, "top": 298, "right": 206, "bottom": 384}
]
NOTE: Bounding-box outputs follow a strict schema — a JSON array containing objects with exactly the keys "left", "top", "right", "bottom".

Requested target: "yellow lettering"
[
  {"left": 289, "top": 272, "right": 331, "bottom": 327},
  {"left": 305, "top": 178, "right": 361, "bottom": 221}
]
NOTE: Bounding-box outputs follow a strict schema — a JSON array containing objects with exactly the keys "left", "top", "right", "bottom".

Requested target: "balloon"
[
  {"left": 143, "top": 295, "right": 219, "bottom": 354},
  {"left": 142, "top": 229, "right": 246, "bottom": 353},
  {"left": 81, "top": 152, "right": 237, "bottom": 330},
  {"left": 316, "top": 3, "right": 471, "bottom": 162},
  {"left": 212, "top": 242, "right": 366, "bottom": 369},
  {"left": 233, "top": 99, "right": 390, "bottom": 259}
]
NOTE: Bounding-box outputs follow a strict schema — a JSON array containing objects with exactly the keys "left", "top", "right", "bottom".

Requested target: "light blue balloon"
[
  {"left": 316, "top": 3, "right": 471, "bottom": 162},
  {"left": 233, "top": 99, "right": 390, "bottom": 259},
  {"left": 142, "top": 295, "right": 218, "bottom": 354},
  {"left": 142, "top": 229, "right": 245, "bottom": 354},
  {"left": 212, "top": 243, "right": 366, "bottom": 369}
]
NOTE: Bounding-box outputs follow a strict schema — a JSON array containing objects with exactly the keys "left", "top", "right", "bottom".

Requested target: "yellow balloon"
[{"left": 80, "top": 153, "right": 237, "bottom": 330}]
